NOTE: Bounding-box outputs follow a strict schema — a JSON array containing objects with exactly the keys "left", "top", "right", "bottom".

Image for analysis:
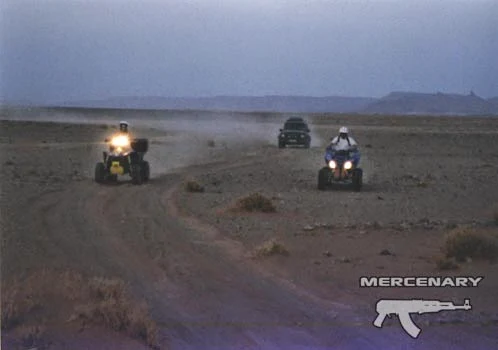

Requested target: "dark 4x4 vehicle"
[{"left": 278, "top": 117, "right": 311, "bottom": 148}]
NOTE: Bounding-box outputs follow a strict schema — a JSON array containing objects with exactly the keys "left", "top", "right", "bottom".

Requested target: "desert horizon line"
[{"left": 2, "top": 89, "right": 498, "bottom": 104}]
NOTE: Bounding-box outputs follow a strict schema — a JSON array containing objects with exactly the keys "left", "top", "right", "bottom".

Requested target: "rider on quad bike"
[
  {"left": 118, "top": 121, "right": 130, "bottom": 135},
  {"left": 327, "top": 126, "right": 359, "bottom": 180},
  {"left": 95, "top": 121, "right": 150, "bottom": 185},
  {"left": 106, "top": 121, "right": 132, "bottom": 153},
  {"left": 318, "top": 126, "right": 363, "bottom": 191},
  {"left": 329, "top": 126, "right": 358, "bottom": 151}
]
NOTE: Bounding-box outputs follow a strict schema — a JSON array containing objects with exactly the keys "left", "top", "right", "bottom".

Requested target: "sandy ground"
[{"left": 1, "top": 110, "right": 498, "bottom": 350}]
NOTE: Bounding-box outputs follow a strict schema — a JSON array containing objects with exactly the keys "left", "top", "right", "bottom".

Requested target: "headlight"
[
  {"left": 111, "top": 135, "right": 130, "bottom": 148},
  {"left": 328, "top": 160, "right": 336, "bottom": 169},
  {"left": 300, "top": 134, "right": 304, "bottom": 138},
  {"left": 344, "top": 161, "right": 353, "bottom": 170}
]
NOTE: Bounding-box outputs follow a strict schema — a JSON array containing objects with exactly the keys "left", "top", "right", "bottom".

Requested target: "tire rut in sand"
[{"left": 163, "top": 159, "right": 361, "bottom": 313}]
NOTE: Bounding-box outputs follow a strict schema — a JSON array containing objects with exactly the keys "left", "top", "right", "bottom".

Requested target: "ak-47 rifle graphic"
[{"left": 373, "top": 298, "right": 471, "bottom": 338}]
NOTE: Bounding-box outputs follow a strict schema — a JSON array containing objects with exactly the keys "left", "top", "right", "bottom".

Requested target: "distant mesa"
[
  {"left": 361, "top": 91, "right": 497, "bottom": 116},
  {"left": 3, "top": 92, "right": 498, "bottom": 116},
  {"left": 488, "top": 96, "right": 498, "bottom": 110}
]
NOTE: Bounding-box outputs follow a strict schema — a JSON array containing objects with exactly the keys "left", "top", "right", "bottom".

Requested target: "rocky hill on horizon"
[{"left": 362, "top": 91, "right": 498, "bottom": 115}]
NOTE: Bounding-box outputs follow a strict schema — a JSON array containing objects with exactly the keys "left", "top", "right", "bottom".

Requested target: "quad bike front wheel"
[
  {"left": 352, "top": 168, "right": 363, "bottom": 192},
  {"left": 95, "top": 162, "right": 106, "bottom": 183},
  {"left": 317, "top": 167, "right": 329, "bottom": 190}
]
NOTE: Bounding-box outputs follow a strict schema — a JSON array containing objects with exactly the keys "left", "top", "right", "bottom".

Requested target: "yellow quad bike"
[{"left": 94, "top": 135, "right": 150, "bottom": 185}]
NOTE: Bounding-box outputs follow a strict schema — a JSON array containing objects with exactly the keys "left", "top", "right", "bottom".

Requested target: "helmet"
[
  {"left": 339, "top": 126, "right": 349, "bottom": 134},
  {"left": 119, "top": 121, "right": 129, "bottom": 132}
]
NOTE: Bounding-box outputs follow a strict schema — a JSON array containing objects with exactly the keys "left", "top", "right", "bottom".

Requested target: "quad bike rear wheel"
[
  {"left": 95, "top": 162, "right": 106, "bottom": 183},
  {"left": 131, "top": 164, "right": 144, "bottom": 185},
  {"left": 142, "top": 161, "right": 150, "bottom": 182},
  {"left": 131, "top": 138, "right": 149, "bottom": 153}
]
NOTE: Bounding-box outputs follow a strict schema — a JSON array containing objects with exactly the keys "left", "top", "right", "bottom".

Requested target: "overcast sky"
[{"left": 1, "top": 0, "right": 497, "bottom": 104}]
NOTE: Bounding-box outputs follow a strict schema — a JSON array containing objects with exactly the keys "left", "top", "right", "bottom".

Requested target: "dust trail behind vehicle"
[{"left": 1, "top": 107, "right": 328, "bottom": 177}]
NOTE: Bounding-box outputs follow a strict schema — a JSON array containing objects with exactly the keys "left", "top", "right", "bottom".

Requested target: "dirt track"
[{"left": 1, "top": 112, "right": 498, "bottom": 349}]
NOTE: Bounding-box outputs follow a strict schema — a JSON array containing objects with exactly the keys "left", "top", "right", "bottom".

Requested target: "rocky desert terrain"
[{"left": 1, "top": 109, "right": 498, "bottom": 349}]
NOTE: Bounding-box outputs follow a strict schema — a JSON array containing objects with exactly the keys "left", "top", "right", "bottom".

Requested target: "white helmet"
[
  {"left": 119, "top": 121, "right": 129, "bottom": 132},
  {"left": 339, "top": 126, "right": 349, "bottom": 134}
]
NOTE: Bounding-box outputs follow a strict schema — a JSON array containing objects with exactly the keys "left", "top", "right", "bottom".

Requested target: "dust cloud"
[{"left": 3, "top": 107, "right": 328, "bottom": 176}]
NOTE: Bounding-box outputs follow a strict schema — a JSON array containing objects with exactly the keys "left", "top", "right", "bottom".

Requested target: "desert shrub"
[
  {"left": 18, "top": 325, "right": 46, "bottom": 349},
  {"left": 435, "top": 256, "right": 459, "bottom": 270},
  {"left": 207, "top": 139, "right": 216, "bottom": 147},
  {"left": 0, "top": 270, "right": 77, "bottom": 330},
  {"left": 255, "top": 239, "right": 289, "bottom": 257},
  {"left": 444, "top": 228, "right": 498, "bottom": 262},
  {"left": 236, "top": 193, "right": 276, "bottom": 213},
  {"left": 184, "top": 179, "right": 204, "bottom": 193},
  {"left": 88, "top": 277, "right": 127, "bottom": 301},
  {"left": 2, "top": 271, "right": 158, "bottom": 348},
  {"left": 71, "top": 277, "right": 157, "bottom": 347},
  {"left": 1, "top": 281, "right": 39, "bottom": 330}
]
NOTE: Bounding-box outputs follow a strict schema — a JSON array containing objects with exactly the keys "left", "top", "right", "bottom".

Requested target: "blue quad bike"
[
  {"left": 317, "top": 146, "right": 363, "bottom": 191},
  {"left": 94, "top": 136, "right": 150, "bottom": 185}
]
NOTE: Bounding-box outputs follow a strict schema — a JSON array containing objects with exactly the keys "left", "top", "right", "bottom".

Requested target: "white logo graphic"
[
  {"left": 359, "top": 276, "right": 483, "bottom": 288},
  {"left": 373, "top": 298, "right": 472, "bottom": 338}
]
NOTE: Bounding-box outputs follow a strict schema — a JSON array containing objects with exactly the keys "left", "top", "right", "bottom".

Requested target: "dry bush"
[
  {"left": 1, "top": 281, "right": 40, "bottom": 330},
  {"left": 1, "top": 270, "right": 158, "bottom": 348},
  {"left": 444, "top": 227, "right": 498, "bottom": 262},
  {"left": 255, "top": 239, "right": 289, "bottom": 257},
  {"left": 2, "top": 270, "right": 84, "bottom": 330},
  {"left": 416, "top": 181, "right": 429, "bottom": 188},
  {"left": 18, "top": 324, "right": 46, "bottom": 349},
  {"left": 435, "top": 256, "right": 459, "bottom": 270},
  {"left": 207, "top": 139, "right": 216, "bottom": 147},
  {"left": 236, "top": 193, "right": 276, "bottom": 213},
  {"left": 70, "top": 277, "right": 158, "bottom": 348},
  {"left": 184, "top": 179, "right": 205, "bottom": 193}
]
